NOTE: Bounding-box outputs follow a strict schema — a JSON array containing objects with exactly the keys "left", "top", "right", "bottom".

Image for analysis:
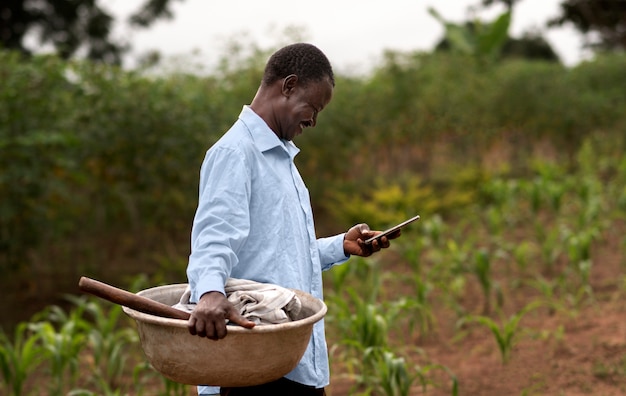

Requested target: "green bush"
[{"left": 1, "top": 49, "right": 625, "bottom": 276}]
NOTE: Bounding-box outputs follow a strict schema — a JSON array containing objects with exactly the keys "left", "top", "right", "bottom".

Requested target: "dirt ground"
[{"left": 325, "top": 224, "right": 626, "bottom": 396}]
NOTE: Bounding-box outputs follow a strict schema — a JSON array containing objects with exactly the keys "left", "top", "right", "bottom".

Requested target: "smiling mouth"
[{"left": 300, "top": 120, "right": 312, "bottom": 130}]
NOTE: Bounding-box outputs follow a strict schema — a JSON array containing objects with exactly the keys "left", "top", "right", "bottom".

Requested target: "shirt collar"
[{"left": 239, "top": 105, "right": 300, "bottom": 159}]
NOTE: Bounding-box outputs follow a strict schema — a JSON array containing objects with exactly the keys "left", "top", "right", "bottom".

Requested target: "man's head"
[
  {"left": 251, "top": 43, "right": 335, "bottom": 141},
  {"left": 262, "top": 43, "right": 335, "bottom": 88}
]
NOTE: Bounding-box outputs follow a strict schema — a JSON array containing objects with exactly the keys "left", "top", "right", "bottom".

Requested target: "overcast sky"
[{"left": 107, "top": 0, "right": 588, "bottom": 74}]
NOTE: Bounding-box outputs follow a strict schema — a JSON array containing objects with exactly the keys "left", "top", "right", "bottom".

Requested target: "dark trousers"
[{"left": 220, "top": 377, "right": 325, "bottom": 396}]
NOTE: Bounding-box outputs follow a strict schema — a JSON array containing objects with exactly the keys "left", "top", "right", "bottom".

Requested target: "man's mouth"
[{"left": 300, "top": 121, "right": 312, "bottom": 130}]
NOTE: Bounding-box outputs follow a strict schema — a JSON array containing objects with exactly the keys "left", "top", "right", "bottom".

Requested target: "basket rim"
[{"left": 122, "top": 283, "right": 327, "bottom": 334}]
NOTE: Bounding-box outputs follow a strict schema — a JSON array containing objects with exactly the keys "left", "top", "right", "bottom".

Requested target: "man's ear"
[{"left": 281, "top": 74, "right": 298, "bottom": 96}]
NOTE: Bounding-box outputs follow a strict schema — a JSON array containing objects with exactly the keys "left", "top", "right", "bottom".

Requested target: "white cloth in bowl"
[{"left": 173, "top": 278, "right": 302, "bottom": 325}]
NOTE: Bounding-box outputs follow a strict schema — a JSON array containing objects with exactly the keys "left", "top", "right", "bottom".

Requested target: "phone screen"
[
  {"left": 364, "top": 215, "right": 420, "bottom": 244},
  {"left": 363, "top": 214, "right": 420, "bottom": 244}
]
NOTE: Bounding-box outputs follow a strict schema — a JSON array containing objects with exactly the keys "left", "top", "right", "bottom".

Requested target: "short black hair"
[{"left": 262, "top": 43, "right": 335, "bottom": 87}]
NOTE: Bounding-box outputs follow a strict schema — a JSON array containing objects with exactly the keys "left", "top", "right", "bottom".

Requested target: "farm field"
[
  {"left": 5, "top": 141, "right": 625, "bottom": 396},
  {"left": 2, "top": 49, "right": 626, "bottom": 395},
  {"left": 326, "top": 221, "right": 626, "bottom": 395},
  {"left": 319, "top": 140, "right": 626, "bottom": 395}
]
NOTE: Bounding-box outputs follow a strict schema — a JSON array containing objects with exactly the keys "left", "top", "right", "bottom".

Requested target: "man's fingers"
[
  {"left": 378, "top": 235, "right": 392, "bottom": 248},
  {"left": 228, "top": 311, "right": 256, "bottom": 329},
  {"left": 388, "top": 229, "right": 402, "bottom": 240},
  {"left": 187, "top": 316, "right": 198, "bottom": 335},
  {"left": 191, "top": 318, "right": 210, "bottom": 338},
  {"left": 370, "top": 238, "right": 383, "bottom": 252},
  {"left": 207, "top": 325, "right": 219, "bottom": 340},
  {"left": 189, "top": 310, "right": 255, "bottom": 341}
]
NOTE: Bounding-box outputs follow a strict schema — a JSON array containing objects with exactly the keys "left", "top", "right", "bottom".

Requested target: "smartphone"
[{"left": 364, "top": 214, "right": 421, "bottom": 245}]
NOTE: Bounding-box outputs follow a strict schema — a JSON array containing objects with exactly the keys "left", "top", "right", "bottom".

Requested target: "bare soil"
[{"left": 326, "top": 222, "right": 626, "bottom": 396}]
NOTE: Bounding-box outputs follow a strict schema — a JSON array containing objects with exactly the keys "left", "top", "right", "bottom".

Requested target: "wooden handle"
[{"left": 78, "top": 276, "right": 190, "bottom": 320}]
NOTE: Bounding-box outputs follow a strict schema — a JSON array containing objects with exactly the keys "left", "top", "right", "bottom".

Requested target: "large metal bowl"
[{"left": 122, "top": 284, "right": 327, "bottom": 387}]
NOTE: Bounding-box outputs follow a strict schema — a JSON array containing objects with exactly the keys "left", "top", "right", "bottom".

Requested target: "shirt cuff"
[
  {"left": 191, "top": 277, "right": 226, "bottom": 303},
  {"left": 318, "top": 233, "right": 350, "bottom": 270},
  {"left": 198, "top": 385, "right": 220, "bottom": 395}
]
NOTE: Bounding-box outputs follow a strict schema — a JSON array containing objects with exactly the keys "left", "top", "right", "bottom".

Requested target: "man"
[{"left": 186, "top": 43, "right": 399, "bottom": 396}]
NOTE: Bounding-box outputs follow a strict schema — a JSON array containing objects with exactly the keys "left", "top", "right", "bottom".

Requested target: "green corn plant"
[
  {"left": 346, "top": 296, "right": 389, "bottom": 351},
  {"left": 481, "top": 178, "right": 517, "bottom": 211},
  {"left": 67, "top": 295, "right": 138, "bottom": 392},
  {"left": 527, "top": 178, "right": 544, "bottom": 215},
  {"left": 397, "top": 238, "right": 426, "bottom": 274},
  {"left": 327, "top": 256, "right": 382, "bottom": 302},
  {"left": 473, "top": 249, "right": 494, "bottom": 314},
  {"left": 376, "top": 350, "right": 416, "bottom": 396},
  {"left": 329, "top": 287, "right": 394, "bottom": 358},
  {"left": 67, "top": 390, "right": 95, "bottom": 396},
  {"left": 562, "top": 226, "right": 600, "bottom": 288},
  {"left": 445, "top": 239, "right": 471, "bottom": 275},
  {"left": 363, "top": 349, "right": 422, "bottom": 396},
  {"left": 532, "top": 162, "right": 569, "bottom": 214},
  {"left": 30, "top": 305, "right": 89, "bottom": 394},
  {"left": 385, "top": 296, "right": 434, "bottom": 342},
  {"left": 132, "top": 361, "right": 154, "bottom": 395},
  {"left": 484, "top": 206, "right": 506, "bottom": 236},
  {"left": 420, "top": 214, "right": 445, "bottom": 248},
  {"left": 617, "top": 184, "right": 626, "bottom": 216},
  {"left": 426, "top": 238, "right": 472, "bottom": 318},
  {"left": 131, "top": 360, "right": 189, "bottom": 396},
  {"left": 0, "top": 322, "right": 44, "bottom": 396},
  {"left": 160, "top": 376, "right": 189, "bottom": 396},
  {"left": 579, "top": 193, "right": 603, "bottom": 229},
  {"left": 561, "top": 282, "right": 594, "bottom": 312},
  {"left": 384, "top": 243, "right": 436, "bottom": 336},
  {"left": 67, "top": 388, "right": 124, "bottom": 396},
  {"left": 325, "top": 258, "right": 353, "bottom": 292},
  {"left": 407, "top": 274, "right": 436, "bottom": 335},
  {"left": 413, "top": 363, "right": 459, "bottom": 396},
  {"left": 458, "top": 301, "right": 542, "bottom": 364},
  {"left": 360, "top": 347, "right": 459, "bottom": 396},
  {"left": 432, "top": 364, "right": 459, "bottom": 396},
  {"left": 573, "top": 176, "right": 605, "bottom": 228},
  {"left": 511, "top": 240, "right": 535, "bottom": 275},
  {"left": 538, "top": 225, "right": 563, "bottom": 275},
  {"left": 546, "top": 181, "right": 567, "bottom": 213},
  {"left": 526, "top": 276, "right": 563, "bottom": 316}
]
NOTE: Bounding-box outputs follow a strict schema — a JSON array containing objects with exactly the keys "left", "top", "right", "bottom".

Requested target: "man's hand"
[
  {"left": 343, "top": 223, "right": 401, "bottom": 257},
  {"left": 188, "top": 291, "right": 255, "bottom": 340}
]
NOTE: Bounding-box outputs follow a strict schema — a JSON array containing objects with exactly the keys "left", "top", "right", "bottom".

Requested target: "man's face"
[{"left": 276, "top": 75, "right": 334, "bottom": 141}]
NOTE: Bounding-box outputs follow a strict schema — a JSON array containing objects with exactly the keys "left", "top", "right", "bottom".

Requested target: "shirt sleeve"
[
  {"left": 187, "top": 147, "right": 251, "bottom": 302},
  {"left": 317, "top": 233, "right": 350, "bottom": 271}
]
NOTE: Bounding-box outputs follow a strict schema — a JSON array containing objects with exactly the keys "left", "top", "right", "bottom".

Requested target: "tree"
[
  {"left": 433, "top": 18, "right": 560, "bottom": 62},
  {"left": 501, "top": 31, "right": 560, "bottom": 61},
  {"left": 476, "top": 0, "right": 559, "bottom": 61},
  {"left": 0, "top": 0, "right": 183, "bottom": 64},
  {"left": 549, "top": 0, "right": 626, "bottom": 50},
  {"left": 429, "top": 7, "right": 514, "bottom": 61},
  {"left": 481, "top": 0, "right": 521, "bottom": 9},
  {"left": 482, "top": 0, "right": 626, "bottom": 51}
]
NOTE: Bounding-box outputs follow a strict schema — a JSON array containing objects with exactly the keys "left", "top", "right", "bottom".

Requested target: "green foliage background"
[
  {"left": 1, "top": 44, "right": 626, "bottom": 395},
  {"left": 1, "top": 48, "right": 625, "bottom": 307}
]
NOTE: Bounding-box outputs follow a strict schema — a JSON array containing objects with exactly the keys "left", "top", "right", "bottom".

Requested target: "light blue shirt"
[{"left": 188, "top": 106, "right": 348, "bottom": 393}]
